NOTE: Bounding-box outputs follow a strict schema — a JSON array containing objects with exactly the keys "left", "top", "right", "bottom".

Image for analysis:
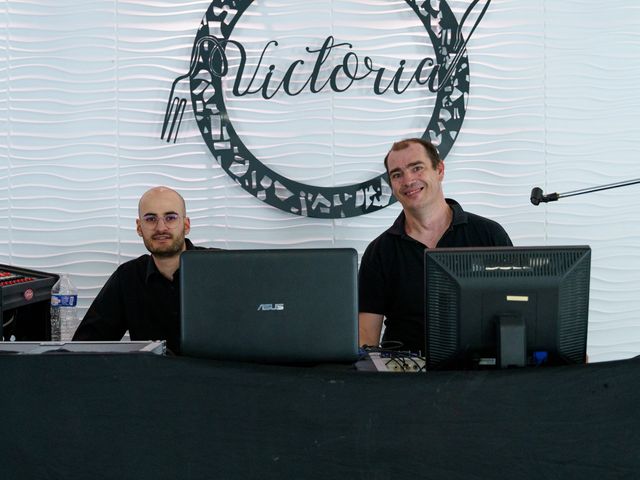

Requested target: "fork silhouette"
[
  {"left": 434, "top": 0, "right": 492, "bottom": 91},
  {"left": 161, "top": 35, "right": 226, "bottom": 143}
]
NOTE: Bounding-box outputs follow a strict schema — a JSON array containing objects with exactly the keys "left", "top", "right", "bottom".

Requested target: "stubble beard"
[{"left": 143, "top": 233, "right": 186, "bottom": 258}]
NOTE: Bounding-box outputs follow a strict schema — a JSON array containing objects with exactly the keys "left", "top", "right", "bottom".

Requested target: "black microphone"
[
  {"left": 530, "top": 187, "right": 559, "bottom": 206},
  {"left": 530, "top": 187, "right": 543, "bottom": 205}
]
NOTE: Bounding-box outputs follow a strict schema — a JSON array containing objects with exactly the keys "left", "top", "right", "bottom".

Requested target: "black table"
[{"left": 1, "top": 353, "right": 638, "bottom": 480}]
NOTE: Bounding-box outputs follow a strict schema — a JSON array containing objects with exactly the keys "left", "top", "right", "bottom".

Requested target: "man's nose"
[
  {"left": 154, "top": 217, "right": 171, "bottom": 230},
  {"left": 403, "top": 171, "right": 417, "bottom": 185}
]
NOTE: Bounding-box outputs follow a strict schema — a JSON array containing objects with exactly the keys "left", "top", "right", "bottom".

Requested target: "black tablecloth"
[{"left": 1, "top": 354, "right": 638, "bottom": 479}]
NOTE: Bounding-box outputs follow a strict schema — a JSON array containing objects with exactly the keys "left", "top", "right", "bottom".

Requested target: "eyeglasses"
[{"left": 141, "top": 213, "right": 182, "bottom": 228}]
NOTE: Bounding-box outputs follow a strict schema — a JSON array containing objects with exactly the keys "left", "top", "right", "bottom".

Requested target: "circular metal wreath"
[{"left": 190, "top": 0, "right": 469, "bottom": 218}]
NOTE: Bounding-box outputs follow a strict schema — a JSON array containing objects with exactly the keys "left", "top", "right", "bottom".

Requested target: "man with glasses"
[{"left": 73, "top": 186, "right": 210, "bottom": 353}]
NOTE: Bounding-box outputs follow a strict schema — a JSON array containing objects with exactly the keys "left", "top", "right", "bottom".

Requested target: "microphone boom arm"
[{"left": 531, "top": 177, "right": 640, "bottom": 205}]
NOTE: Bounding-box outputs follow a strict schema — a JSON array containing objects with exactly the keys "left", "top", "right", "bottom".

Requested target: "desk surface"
[{"left": 1, "top": 353, "right": 638, "bottom": 480}]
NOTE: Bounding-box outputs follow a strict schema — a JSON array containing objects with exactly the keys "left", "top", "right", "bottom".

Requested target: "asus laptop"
[{"left": 179, "top": 248, "right": 359, "bottom": 364}]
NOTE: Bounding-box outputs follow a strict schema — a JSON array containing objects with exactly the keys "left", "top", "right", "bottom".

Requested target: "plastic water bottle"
[{"left": 50, "top": 274, "right": 78, "bottom": 341}]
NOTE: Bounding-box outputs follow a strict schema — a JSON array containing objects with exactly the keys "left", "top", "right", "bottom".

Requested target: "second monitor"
[{"left": 424, "top": 245, "right": 591, "bottom": 370}]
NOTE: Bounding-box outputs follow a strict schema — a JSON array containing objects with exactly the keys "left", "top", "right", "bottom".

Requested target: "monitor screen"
[{"left": 424, "top": 246, "right": 591, "bottom": 370}]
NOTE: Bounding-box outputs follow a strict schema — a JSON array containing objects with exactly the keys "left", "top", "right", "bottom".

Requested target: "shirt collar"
[
  {"left": 144, "top": 238, "right": 195, "bottom": 282},
  {"left": 387, "top": 198, "right": 468, "bottom": 237}
]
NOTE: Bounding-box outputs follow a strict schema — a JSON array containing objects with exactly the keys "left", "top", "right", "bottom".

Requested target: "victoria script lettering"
[
  {"left": 201, "top": 35, "right": 445, "bottom": 100},
  {"left": 162, "top": 0, "right": 492, "bottom": 218}
]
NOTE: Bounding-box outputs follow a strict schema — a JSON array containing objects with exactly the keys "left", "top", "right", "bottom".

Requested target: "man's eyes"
[{"left": 143, "top": 214, "right": 180, "bottom": 223}]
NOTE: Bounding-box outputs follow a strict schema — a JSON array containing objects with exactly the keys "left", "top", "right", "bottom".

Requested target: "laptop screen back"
[{"left": 179, "top": 248, "right": 359, "bottom": 363}]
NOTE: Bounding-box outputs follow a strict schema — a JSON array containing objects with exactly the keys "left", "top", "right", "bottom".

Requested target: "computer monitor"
[{"left": 424, "top": 246, "right": 591, "bottom": 370}]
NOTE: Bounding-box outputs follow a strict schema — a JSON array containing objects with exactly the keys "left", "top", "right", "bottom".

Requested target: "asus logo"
[{"left": 257, "top": 303, "right": 285, "bottom": 311}]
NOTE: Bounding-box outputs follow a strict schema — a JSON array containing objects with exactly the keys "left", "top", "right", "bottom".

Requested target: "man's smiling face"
[
  {"left": 136, "top": 188, "right": 191, "bottom": 258},
  {"left": 387, "top": 141, "right": 444, "bottom": 214}
]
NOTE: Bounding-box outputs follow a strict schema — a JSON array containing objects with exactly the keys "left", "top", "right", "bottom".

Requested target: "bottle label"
[{"left": 51, "top": 294, "right": 78, "bottom": 307}]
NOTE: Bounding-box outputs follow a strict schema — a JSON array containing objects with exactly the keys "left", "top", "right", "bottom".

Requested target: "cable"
[{"left": 362, "top": 345, "right": 426, "bottom": 372}]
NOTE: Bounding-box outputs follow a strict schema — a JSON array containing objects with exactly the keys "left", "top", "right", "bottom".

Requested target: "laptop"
[{"left": 179, "top": 248, "right": 359, "bottom": 364}]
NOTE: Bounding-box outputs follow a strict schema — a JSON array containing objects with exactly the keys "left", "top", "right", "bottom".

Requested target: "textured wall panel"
[
  {"left": 1, "top": 3, "right": 8, "bottom": 266},
  {"left": 544, "top": 1, "right": 640, "bottom": 361},
  {"left": 1, "top": 0, "right": 640, "bottom": 362}
]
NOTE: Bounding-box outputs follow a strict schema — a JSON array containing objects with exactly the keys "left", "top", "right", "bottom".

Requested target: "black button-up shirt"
[
  {"left": 73, "top": 239, "right": 208, "bottom": 353},
  {"left": 359, "top": 199, "right": 513, "bottom": 354}
]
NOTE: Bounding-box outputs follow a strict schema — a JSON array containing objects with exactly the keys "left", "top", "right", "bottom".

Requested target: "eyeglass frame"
[{"left": 139, "top": 212, "right": 184, "bottom": 229}]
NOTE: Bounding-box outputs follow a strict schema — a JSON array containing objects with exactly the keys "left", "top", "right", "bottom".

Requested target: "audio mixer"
[{"left": 1, "top": 265, "right": 58, "bottom": 341}]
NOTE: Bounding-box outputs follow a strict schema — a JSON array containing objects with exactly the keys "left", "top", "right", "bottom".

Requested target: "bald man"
[{"left": 73, "top": 187, "right": 211, "bottom": 353}]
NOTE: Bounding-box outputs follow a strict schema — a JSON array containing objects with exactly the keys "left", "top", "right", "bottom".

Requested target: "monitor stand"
[{"left": 497, "top": 315, "right": 526, "bottom": 368}]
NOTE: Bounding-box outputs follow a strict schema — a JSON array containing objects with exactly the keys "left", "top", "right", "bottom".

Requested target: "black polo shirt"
[
  {"left": 358, "top": 199, "right": 513, "bottom": 354},
  {"left": 73, "top": 239, "right": 208, "bottom": 353}
]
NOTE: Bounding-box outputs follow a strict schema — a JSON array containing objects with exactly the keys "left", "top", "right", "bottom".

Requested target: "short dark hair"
[{"left": 384, "top": 138, "right": 442, "bottom": 173}]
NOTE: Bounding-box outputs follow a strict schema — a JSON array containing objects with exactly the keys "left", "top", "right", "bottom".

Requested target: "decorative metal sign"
[{"left": 162, "top": 0, "right": 491, "bottom": 218}]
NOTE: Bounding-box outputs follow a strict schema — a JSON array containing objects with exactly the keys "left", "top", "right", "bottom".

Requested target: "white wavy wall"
[{"left": 1, "top": 0, "right": 639, "bottom": 362}]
